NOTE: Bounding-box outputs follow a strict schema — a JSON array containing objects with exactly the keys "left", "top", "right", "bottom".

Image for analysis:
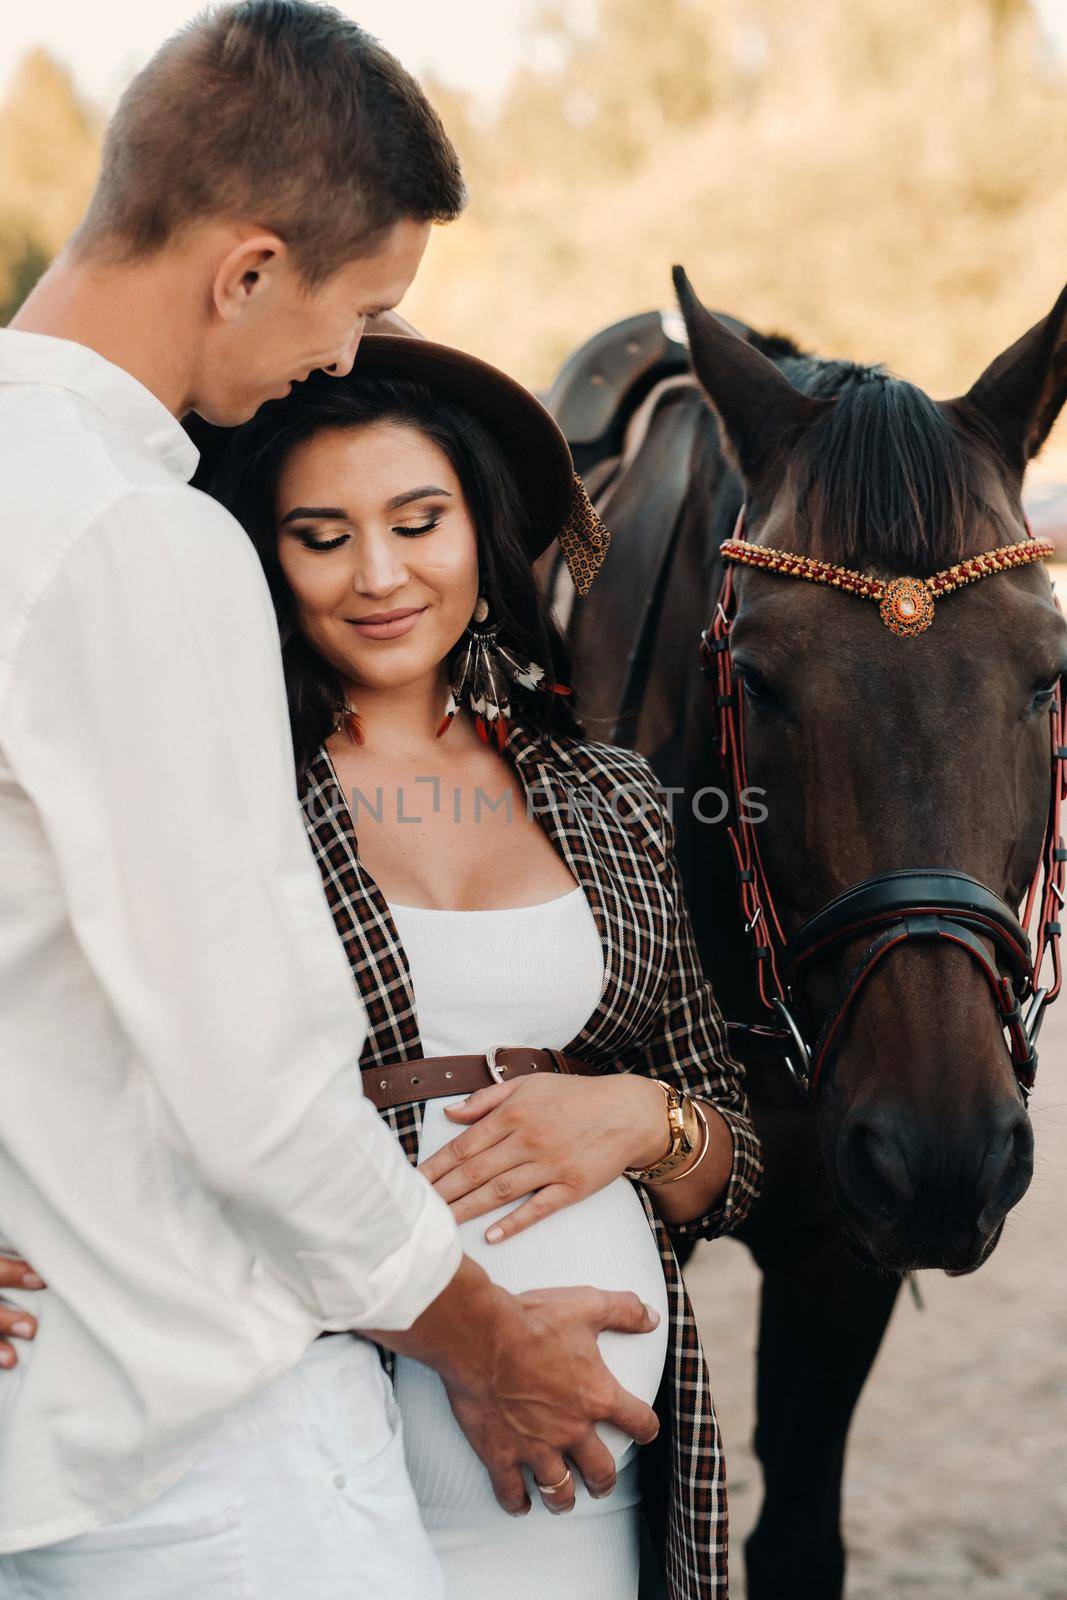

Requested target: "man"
[{"left": 0, "top": 2, "right": 659, "bottom": 1591}]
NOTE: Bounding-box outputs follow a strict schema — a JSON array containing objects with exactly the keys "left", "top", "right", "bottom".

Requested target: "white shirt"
[{"left": 0, "top": 330, "right": 461, "bottom": 1552}]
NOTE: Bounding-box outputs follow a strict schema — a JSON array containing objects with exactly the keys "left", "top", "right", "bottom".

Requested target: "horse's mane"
[{"left": 745, "top": 334, "right": 1004, "bottom": 575}]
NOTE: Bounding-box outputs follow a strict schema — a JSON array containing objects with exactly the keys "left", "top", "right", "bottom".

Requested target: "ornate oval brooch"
[{"left": 878, "top": 576, "right": 935, "bottom": 635}]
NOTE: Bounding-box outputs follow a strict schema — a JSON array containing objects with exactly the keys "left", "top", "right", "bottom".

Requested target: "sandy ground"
[{"left": 686, "top": 1008, "right": 1067, "bottom": 1599}]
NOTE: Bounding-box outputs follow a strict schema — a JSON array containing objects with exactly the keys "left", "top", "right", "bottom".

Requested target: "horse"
[{"left": 541, "top": 271, "right": 1067, "bottom": 1599}]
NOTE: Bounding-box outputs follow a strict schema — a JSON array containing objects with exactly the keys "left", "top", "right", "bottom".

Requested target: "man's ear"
[
  {"left": 212, "top": 233, "right": 289, "bottom": 322},
  {"left": 947, "top": 283, "right": 1067, "bottom": 474},
  {"left": 672, "top": 265, "right": 830, "bottom": 501}
]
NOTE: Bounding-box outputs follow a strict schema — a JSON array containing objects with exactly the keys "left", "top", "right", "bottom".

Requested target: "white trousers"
[{"left": 0, "top": 1332, "right": 443, "bottom": 1600}]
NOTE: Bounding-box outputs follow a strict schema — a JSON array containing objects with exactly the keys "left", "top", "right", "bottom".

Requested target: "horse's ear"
[
  {"left": 951, "top": 283, "right": 1067, "bottom": 474},
  {"left": 672, "top": 265, "right": 829, "bottom": 498}
]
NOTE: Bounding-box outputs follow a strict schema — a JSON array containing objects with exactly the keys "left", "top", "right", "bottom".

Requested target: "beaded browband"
[{"left": 720, "top": 532, "right": 1057, "bottom": 635}]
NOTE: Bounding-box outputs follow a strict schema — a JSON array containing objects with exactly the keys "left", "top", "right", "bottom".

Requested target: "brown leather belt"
[{"left": 362, "top": 1046, "right": 600, "bottom": 1112}]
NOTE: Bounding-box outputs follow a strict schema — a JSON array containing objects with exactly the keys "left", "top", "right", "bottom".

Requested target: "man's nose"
[{"left": 325, "top": 323, "right": 364, "bottom": 381}]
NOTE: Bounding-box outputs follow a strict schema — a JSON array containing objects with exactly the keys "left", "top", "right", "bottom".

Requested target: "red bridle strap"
[{"left": 706, "top": 561, "right": 788, "bottom": 1012}]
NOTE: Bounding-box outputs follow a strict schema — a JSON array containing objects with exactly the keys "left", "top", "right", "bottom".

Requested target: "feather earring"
[
  {"left": 495, "top": 640, "right": 572, "bottom": 698},
  {"left": 332, "top": 699, "right": 365, "bottom": 745},
  {"left": 436, "top": 632, "right": 476, "bottom": 739},
  {"left": 436, "top": 593, "right": 570, "bottom": 747}
]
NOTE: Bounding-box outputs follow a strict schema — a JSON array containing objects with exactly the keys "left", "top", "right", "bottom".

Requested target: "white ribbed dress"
[{"left": 388, "top": 886, "right": 670, "bottom": 1599}]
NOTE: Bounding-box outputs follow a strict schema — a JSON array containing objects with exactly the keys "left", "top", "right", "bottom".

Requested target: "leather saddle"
[
  {"left": 544, "top": 306, "right": 753, "bottom": 485},
  {"left": 540, "top": 308, "right": 753, "bottom": 732}
]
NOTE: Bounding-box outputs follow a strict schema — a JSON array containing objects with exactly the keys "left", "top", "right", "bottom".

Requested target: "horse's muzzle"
[{"left": 832, "top": 1097, "right": 1034, "bottom": 1271}]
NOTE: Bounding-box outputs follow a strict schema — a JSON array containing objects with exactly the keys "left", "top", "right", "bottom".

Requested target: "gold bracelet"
[
  {"left": 624, "top": 1080, "right": 689, "bottom": 1181},
  {"left": 649, "top": 1099, "right": 711, "bottom": 1186}
]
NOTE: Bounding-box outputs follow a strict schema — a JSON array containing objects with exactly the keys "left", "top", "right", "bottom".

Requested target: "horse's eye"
[
  {"left": 735, "top": 663, "right": 781, "bottom": 711},
  {"left": 1031, "top": 679, "right": 1060, "bottom": 714}
]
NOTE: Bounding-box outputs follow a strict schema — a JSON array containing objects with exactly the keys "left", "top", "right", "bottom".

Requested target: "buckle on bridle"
[
  {"left": 771, "top": 998, "right": 814, "bottom": 1098},
  {"left": 1024, "top": 985, "right": 1050, "bottom": 1047}
]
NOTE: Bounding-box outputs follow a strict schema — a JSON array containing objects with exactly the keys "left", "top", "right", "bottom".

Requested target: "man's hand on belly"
[{"left": 367, "top": 1256, "right": 660, "bottom": 1516}]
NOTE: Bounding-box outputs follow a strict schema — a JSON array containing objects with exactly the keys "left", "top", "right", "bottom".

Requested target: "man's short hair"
[{"left": 71, "top": 0, "right": 467, "bottom": 286}]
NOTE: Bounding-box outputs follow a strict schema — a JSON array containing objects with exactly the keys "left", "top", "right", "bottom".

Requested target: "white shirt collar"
[{"left": 0, "top": 328, "right": 200, "bottom": 483}]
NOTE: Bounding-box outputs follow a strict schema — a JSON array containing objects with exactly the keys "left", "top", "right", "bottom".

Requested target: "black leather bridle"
[{"left": 700, "top": 519, "right": 1066, "bottom": 1103}]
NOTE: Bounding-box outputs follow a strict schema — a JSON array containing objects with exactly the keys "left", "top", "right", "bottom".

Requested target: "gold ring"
[{"left": 535, "top": 1468, "right": 573, "bottom": 1495}]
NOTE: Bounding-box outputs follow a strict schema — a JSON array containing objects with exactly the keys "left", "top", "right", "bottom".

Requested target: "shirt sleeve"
[
  {"left": 613, "top": 760, "right": 763, "bottom": 1240},
  {"left": 0, "top": 485, "right": 461, "bottom": 1331}
]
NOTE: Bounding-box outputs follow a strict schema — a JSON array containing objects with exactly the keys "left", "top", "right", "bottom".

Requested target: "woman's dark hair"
[{"left": 206, "top": 374, "right": 581, "bottom": 784}]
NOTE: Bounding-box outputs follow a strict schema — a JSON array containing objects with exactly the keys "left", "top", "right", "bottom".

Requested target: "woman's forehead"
[{"left": 277, "top": 420, "right": 460, "bottom": 499}]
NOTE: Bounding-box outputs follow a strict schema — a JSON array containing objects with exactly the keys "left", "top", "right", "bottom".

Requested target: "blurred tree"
[
  {"left": 401, "top": 0, "right": 1065, "bottom": 426},
  {"left": 511, "top": 0, "right": 721, "bottom": 174},
  {"left": 0, "top": 233, "right": 50, "bottom": 326},
  {"left": 0, "top": 3, "right": 1062, "bottom": 462},
  {"left": 0, "top": 48, "right": 101, "bottom": 321}
]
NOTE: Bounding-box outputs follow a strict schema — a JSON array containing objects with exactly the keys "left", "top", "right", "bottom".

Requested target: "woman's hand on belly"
[{"left": 417, "top": 1072, "right": 670, "bottom": 1243}]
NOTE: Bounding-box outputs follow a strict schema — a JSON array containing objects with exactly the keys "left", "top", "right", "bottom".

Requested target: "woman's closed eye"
[
  {"left": 298, "top": 531, "right": 349, "bottom": 551},
  {"left": 393, "top": 514, "right": 441, "bottom": 538},
  {"left": 296, "top": 513, "right": 443, "bottom": 551}
]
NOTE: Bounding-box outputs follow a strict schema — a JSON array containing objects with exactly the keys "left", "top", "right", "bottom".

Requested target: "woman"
[
  {"left": 219, "top": 332, "right": 761, "bottom": 1598},
  {"left": 0, "top": 336, "right": 761, "bottom": 1598}
]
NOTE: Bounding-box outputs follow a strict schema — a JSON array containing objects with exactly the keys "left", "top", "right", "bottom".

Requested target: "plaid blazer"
[{"left": 297, "top": 720, "right": 762, "bottom": 1600}]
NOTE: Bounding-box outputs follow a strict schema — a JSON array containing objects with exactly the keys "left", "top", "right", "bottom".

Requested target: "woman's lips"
[{"left": 346, "top": 607, "right": 426, "bottom": 640}]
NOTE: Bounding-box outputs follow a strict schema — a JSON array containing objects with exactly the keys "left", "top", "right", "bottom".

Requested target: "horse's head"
[{"left": 675, "top": 266, "right": 1067, "bottom": 1272}]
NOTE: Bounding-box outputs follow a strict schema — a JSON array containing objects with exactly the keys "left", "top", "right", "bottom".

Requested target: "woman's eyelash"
[
  {"left": 300, "top": 534, "right": 348, "bottom": 551},
  {"left": 394, "top": 516, "right": 441, "bottom": 538},
  {"left": 297, "top": 514, "right": 441, "bottom": 550}
]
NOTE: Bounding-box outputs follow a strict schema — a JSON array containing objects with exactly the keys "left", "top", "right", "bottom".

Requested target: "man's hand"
[
  {"left": 370, "top": 1258, "right": 660, "bottom": 1516},
  {"left": 444, "top": 1284, "right": 661, "bottom": 1516}
]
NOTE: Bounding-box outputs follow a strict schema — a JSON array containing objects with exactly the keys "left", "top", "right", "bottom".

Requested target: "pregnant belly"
[{"left": 395, "top": 1099, "right": 670, "bottom": 1519}]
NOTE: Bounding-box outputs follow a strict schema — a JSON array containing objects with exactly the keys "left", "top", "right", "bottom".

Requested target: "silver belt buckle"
[
  {"left": 486, "top": 1047, "right": 560, "bottom": 1083},
  {"left": 485, "top": 1046, "right": 511, "bottom": 1084}
]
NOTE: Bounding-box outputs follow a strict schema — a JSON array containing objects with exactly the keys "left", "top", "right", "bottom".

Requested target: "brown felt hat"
[{"left": 186, "top": 331, "right": 611, "bottom": 597}]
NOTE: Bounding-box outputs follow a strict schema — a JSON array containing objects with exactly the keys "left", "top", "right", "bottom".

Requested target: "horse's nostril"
[
  {"left": 975, "top": 1103, "right": 1034, "bottom": 1228},
  {"left": 837, "top": 1100, "right": 1035, "bottom": 1244},
  {"left": 838, "top": 1116, "right": 916, "bottom": 1222}
]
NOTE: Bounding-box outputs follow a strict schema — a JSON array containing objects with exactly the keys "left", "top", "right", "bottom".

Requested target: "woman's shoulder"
[
  {"left": 535, "top": 727, "right": 664, "bottom": 796},
  {"left": 529, "top": 728, "right": 672, "bottom": 859}
]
